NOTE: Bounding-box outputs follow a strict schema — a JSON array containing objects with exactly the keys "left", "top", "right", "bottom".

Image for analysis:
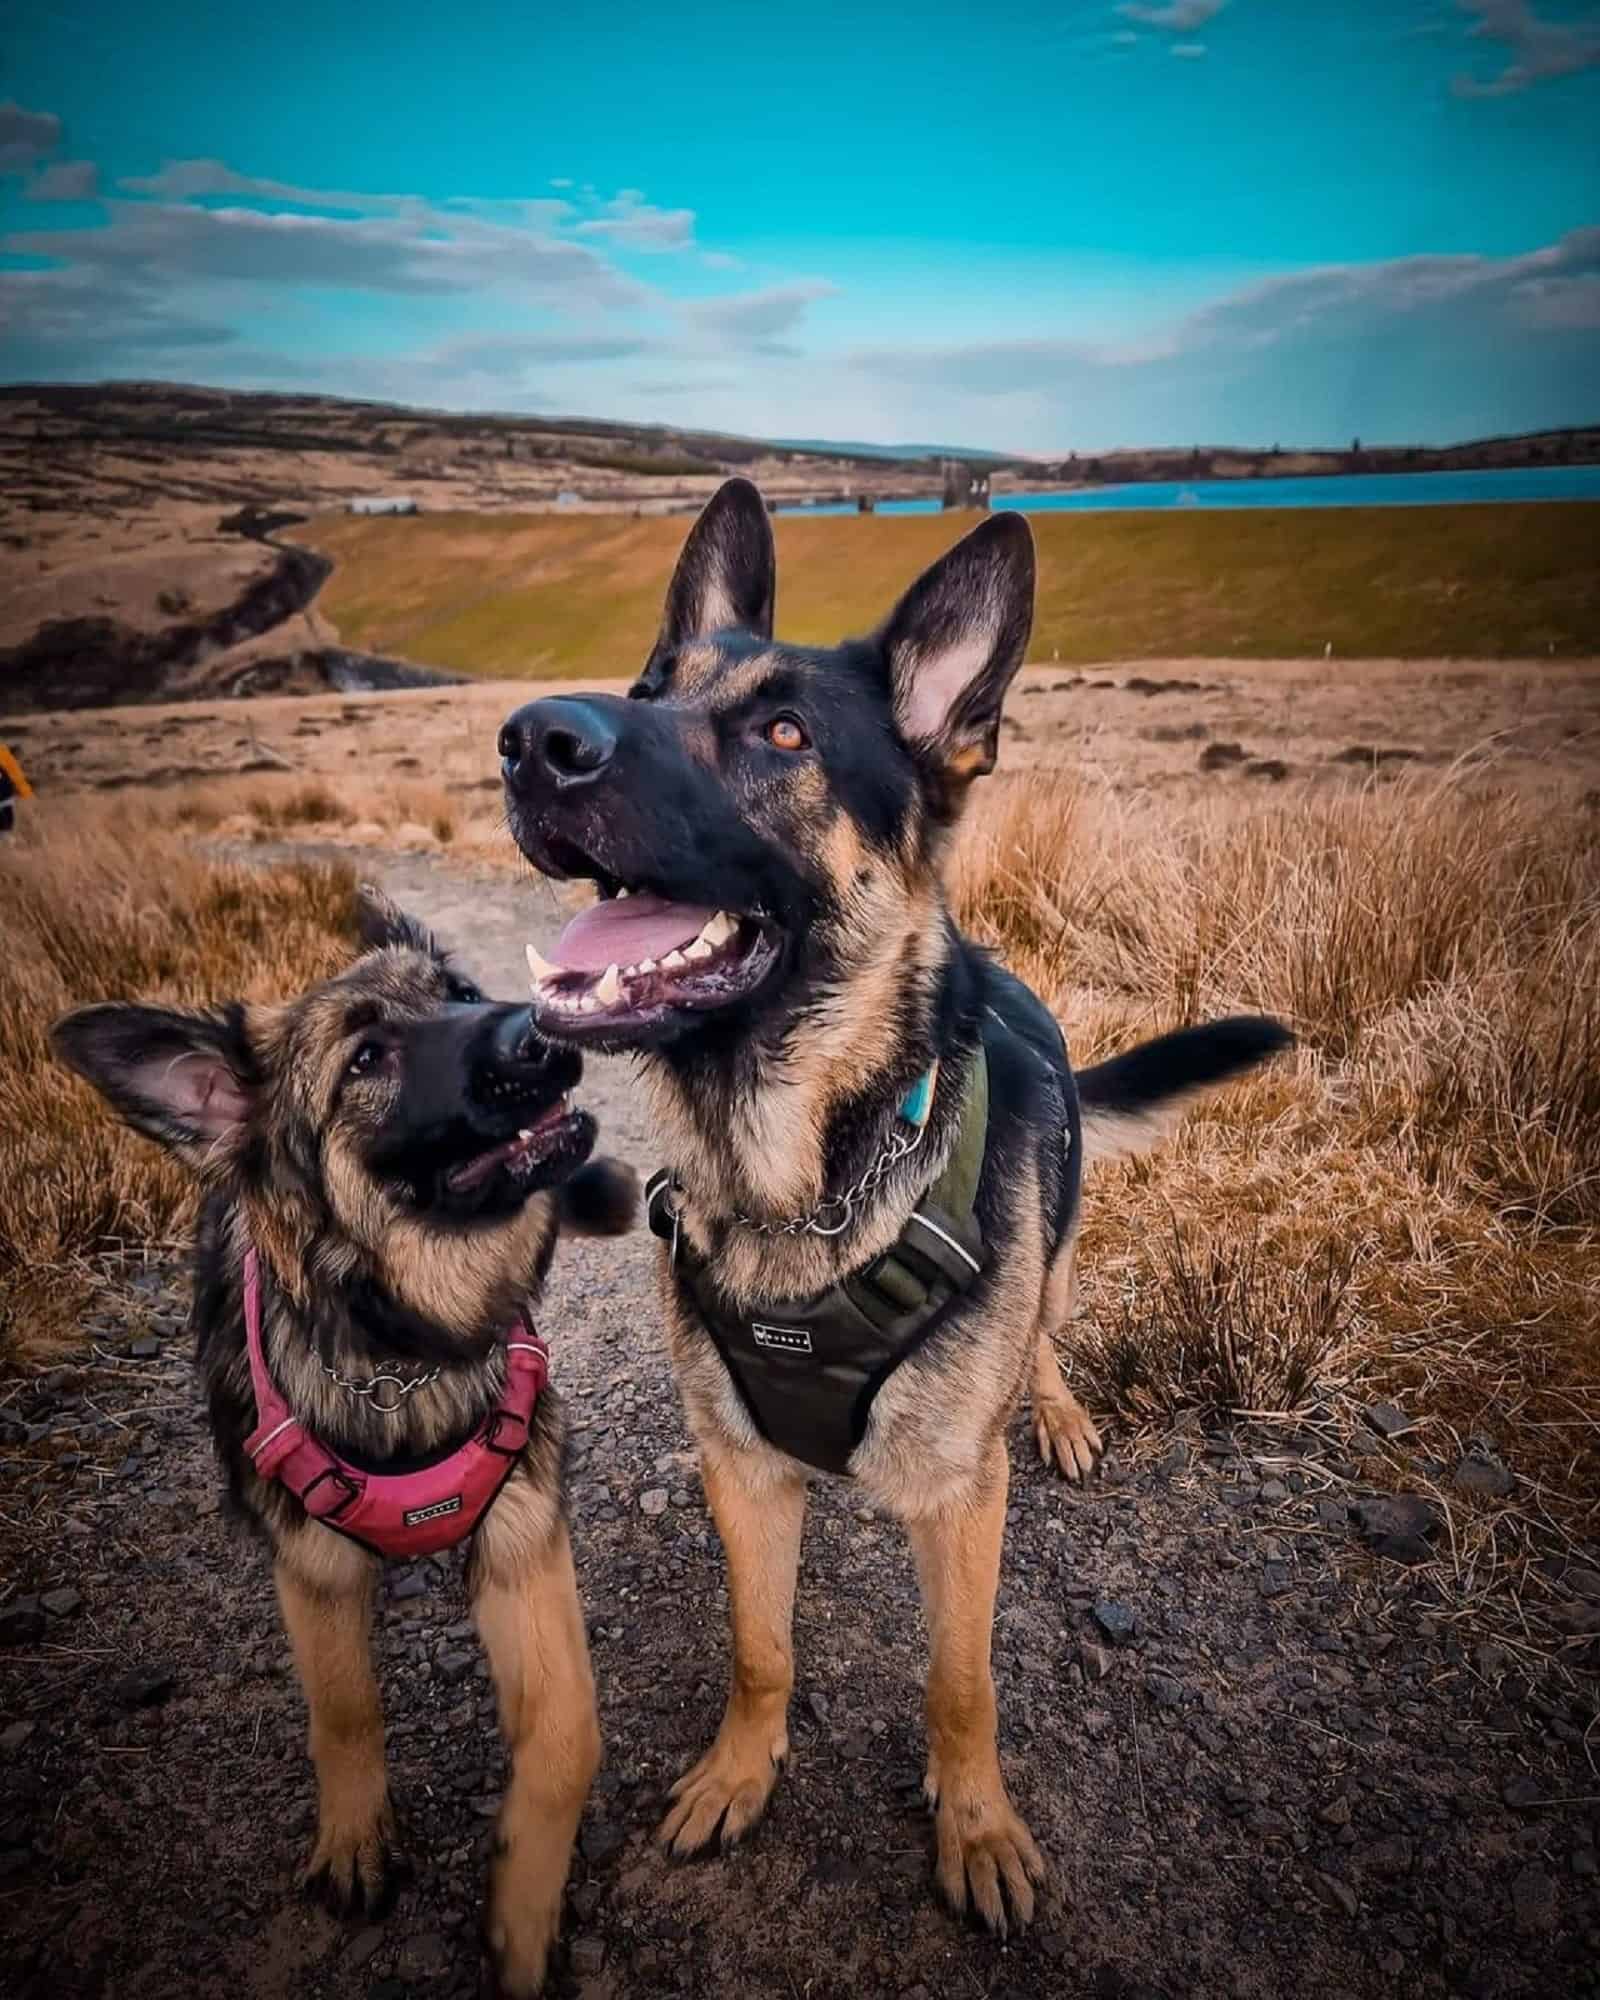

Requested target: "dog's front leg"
[
  {"left": 905, "top": 1442, "right": 1044, "bottom": 1934},
  {"left": 274, "top": 1530, "right": 401, "bottom": 1915},
  {"left": 658, "top": 1442, "right": 807, "bottom": 1856},
  {"left": 473, "top": 1513, "right": 600, "bottom": 1999}
]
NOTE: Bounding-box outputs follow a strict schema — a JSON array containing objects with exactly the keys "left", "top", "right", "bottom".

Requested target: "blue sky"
[{"left": 1, "top": 0, "right": 1597, "bottom": 451}]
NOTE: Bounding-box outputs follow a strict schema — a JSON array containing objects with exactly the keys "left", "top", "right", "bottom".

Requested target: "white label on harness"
[
  {"left": 751, "top": 1323, "right": 813, "bottom": 1355},
  {"left": 403, "top": 1495, "right": 463, "bottom": 1527}
]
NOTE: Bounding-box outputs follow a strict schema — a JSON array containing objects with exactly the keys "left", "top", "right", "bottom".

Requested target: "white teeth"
[
  {"left": 518, "top": 1128, "right": 533, "bottom": 1140},
  {"left": 615, "top": 886, "right": 631, "bottom": 899},
  {"left": 579, "top": 996, "right": 599, "bottom": 1013},
  {"left": 701, "top": 910, "right": 737, "bottom": 948},
  {"left": 526, "top": 941, "right": 564, "bottom": 990},
  {"left": 685, "top": 938, "right": 714, "bottom": 962},
  {"left": 636, "top": 958, "right": 656, "bottom": 974},
  {"left": 595, "top": 964, "right": 621, "bottom": 1006},
  {"left": 662, "top": 948, "right": 687, "bottom": 970}
]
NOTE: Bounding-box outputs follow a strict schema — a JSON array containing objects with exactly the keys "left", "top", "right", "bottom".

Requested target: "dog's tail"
[{"left": 1076, "top": 1015, "right": 1293, "bottom": 1168}]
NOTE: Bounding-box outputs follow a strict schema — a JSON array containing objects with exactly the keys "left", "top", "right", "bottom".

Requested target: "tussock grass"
[
  {"left": 0, "top": 803, "right": 359, "bottom": 1363},
  {"left": 952, "top": 769, "right": 1600, "bottom": 1530}
]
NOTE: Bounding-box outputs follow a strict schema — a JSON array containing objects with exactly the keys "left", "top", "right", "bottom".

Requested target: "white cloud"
[
  {"left": 0, "top": 100, "right": 63, "bottom": 172},
  {"left": 573, "top": 190, "right": 697, "bottom": 253},
  {"left": 1115, "top": 0, "right": 1225, "bottom": 30},
  {"left": 1454, "top": 0, "right": 1600, "bottom": 95},
  {"left": 24, "top": 158, "right": 99, "bottom": 201},
  {"left": 685, "top": 281, "right": 837, "bottom": 354}
]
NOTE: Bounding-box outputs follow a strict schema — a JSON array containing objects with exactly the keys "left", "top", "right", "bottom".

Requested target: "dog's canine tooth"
[
  {"left": 595, "top": 964, "right": 622, "bottom": 1006},
  {"left": 685, "top": 938, "right": 714, "bottom": 963},
  {"left": 701, "top": 910, "right": 737, "bottom": 949},
  {"left": 525, "top": 941, "right": 562, "bottom": 988},
  {"left": 662, "top": 948, "right": 687, "bottom": 970}
]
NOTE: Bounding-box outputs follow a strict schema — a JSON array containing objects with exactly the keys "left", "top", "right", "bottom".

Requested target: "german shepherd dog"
[
  {"left": 53, "top": 895, "right": 636, "bottom": 1996},
  {"left": 498, "top": 480, "right": 1291, "bottom": 1932}
]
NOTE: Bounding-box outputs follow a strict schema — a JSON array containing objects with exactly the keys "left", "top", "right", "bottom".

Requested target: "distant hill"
[{"left": 771, "top": 437, "right": 1018, "bottom": 465}]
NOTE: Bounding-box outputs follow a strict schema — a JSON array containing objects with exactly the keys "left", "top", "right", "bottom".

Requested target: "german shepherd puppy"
[
  {"left": 53, "top": 894, "right": 636, "bottom": 1997},
  {"left": 498, "top": 481, "right": 1290, "bottom": 1932}
]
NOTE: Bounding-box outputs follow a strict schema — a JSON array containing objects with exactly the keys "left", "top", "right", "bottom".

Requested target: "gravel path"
[{"left": 3, "top": 850, "right": 1597, "bottom": 2000}]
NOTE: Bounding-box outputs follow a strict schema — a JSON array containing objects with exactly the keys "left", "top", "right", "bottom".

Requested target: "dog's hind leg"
[
  {"left": 658, "top": 1442, "right": 806, "bottom": 1858},
  {"left": 473, "top": 1508, "right": 600, "bottom": 2000},
  {"left": 1030, "top": 1234, "right": 1104, "bottom": 1483},
  {"left": 275, "top": 1530, "right": 401, "bottom": 1917},
  {"left": 906, "top": 1441, "right": 1045, "bottom": 1934}
]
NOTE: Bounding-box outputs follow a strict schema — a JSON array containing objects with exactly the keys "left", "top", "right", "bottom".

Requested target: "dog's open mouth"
[
  {"left": 439, "top": 1094, "right": 591, "bottom": 1205},
  {"left": 526, "top": 888, "right": 783, "bottom": 1043}
]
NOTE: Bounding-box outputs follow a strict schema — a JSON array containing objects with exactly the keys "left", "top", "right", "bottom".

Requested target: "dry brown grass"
[
  {"left": 0, "top": 802, "right": 359, "bottom": 1363},
  {"left": 951, "top": 768, "right": 1600, "bottom": 1540}
]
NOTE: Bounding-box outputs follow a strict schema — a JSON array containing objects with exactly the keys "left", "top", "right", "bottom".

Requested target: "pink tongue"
[{"left": 551, "top": 893, "right": 717, "bottom": 972}]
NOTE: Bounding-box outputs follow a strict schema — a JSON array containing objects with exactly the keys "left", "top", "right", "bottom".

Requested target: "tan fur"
[
  {"left": 1031, "top": 1230, "right": 1103, "bottom": 1480},
  {"left": 274, "top": 1533, "right": 396, "bottom": 1911},
  {"left": 657, "top": 1442, "right": 807, "bottom": 1856},
  {"left": 474, "top": 1515, "right": 600, "bottom": 1999}
]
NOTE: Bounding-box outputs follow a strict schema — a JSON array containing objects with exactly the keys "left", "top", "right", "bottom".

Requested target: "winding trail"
[{"left": 1, "top": 849, "right": 1593, "bottom": 2000}]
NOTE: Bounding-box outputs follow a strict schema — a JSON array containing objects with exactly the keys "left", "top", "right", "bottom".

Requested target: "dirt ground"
[
  {"left": 3, "top": 848, "right": 1596, "bottom": 2000},
  {"left": 8, "top": 653, "right": 1600, "bottom": 812}
]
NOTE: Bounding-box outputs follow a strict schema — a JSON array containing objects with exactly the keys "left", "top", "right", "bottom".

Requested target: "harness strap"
[{"left": 240, "top": 1249, "right": 547, "bottom": 1546}]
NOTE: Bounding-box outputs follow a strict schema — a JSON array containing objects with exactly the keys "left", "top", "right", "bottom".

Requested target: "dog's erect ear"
[
  {"left": 878, "top": 512, "right": 1035, "bottom": 814},
  {"left": 649, "top": 478, "right": 775, "bottom": 665},
  {"left": 356, "top": 885, "right": 443, "bottom": 960},
  {"left": 52, "top": 1002, "right": 261, "bottom": 1178}
]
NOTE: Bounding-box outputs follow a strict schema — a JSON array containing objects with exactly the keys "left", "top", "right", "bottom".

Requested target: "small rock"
[
  {"left": 1452, "top": 1455, "right": 1515, "bottom": 1500},
  {"left": 41, "top": 1586, "right": 82, "bottom": 1619},
  {"left": 0, "top": 1602, "right": 45, "bottom": 1647},
  {"left": 1258, "top": 1478, "right": 1289, "bottom": 1503},
  {"left": 1260, "top": 1562, "right": 1294, "bottom": 1599},
  {"left": 639, "top": 1488, "right": 669, "bottom": 1517},
  {"left": 1502, "top": 1774, "right": 1545, "bottom": 1810},
  {"left": 345, "top": 1926, "right": 385, "bottom": 1969},
  {"left": 1511, "top": 1863, "right": 1556, "bottom": 1935},
  {"left": 1079, "top": 1642, "right": 1116, "bottom": 1681},
  {"left": 1318, "top": 1795, "right": 1352, "bottom": 1828},
  {"left": 1312, "top": 1870, "right": 1358, "bottom": 1918},
  {"left": 808, "top": 1691, "right": 830, "bottom": 1724},
  {"left": 1146, "top": 1671, "right": 1183, "bottom": 1709},
  {"left": 0, "top": 1721, "right": 35, "bottom": 1754},
  {"left": 390, "top": 1569, "right": 429, "bottom": 1602},
  {"left": 1364, "top": 1402, "right": 1415, "bottom": 1439},
  {"left": 128, "top": 1337, "right": 161, "bottom": 1360},
  {"left": 1349, "top": 1495, "right": 1440, "bottom": 1564},
  {"left": 669, "top": 1488, "right": 691, "bottom": 1508},
  {"left": 1360, "top": 1834, "right": 1414, "bottom": 1877},
  {"left": 571, "top": 1939, "right": 607, "bottom": 1977},
  {"left": 111, "top": 1664, "right": 176, "bottom": 1708},
  {"left": 1573, "top": 1849, "right": 1597, "bottom": 1879},
  {"left": 1565, "top": 1565, "right": 1600, "bottom": 1601},
  {"left": 580, "top": 1819, "right": 625, "bottom": 1867},
  {"left": 435, "top": 1648, "right": 475, "bottom": 1685},
  {"left": 1082, "top": 1708, "right": 1114, "bottom": 1738},
  {"left": 1092, "top": 1600, "right": 1138, "bottom": 1645}
]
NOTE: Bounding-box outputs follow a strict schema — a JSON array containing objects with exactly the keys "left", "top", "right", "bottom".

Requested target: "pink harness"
[{"left": 241, "top": 1248, "right": 548, "bottom": 1558}]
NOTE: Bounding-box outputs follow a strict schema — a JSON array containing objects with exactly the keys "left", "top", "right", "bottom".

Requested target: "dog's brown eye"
[
  {"left": 347, "top": 1041, "right": 386, "bottom": 1079},
  {"left": 766, "top": 716, "right": 808, "bottom": 753}
]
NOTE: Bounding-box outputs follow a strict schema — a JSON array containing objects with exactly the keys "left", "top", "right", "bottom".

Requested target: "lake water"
[{"left": 779, "top": 463, "right": 1600, "bottom": 516}]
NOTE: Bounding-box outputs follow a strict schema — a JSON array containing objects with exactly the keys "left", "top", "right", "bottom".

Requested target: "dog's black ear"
[
  {"left": 558, "top": 1158, "right": 639, "bottom": 1236},
  {"left": 878, "top": 512, "right": 1035, "bottom": 817},
  {"left": 648, "top": 478, "right": 775, "bottom": 666},
  {"left": 356, "top": 884, "right": 443, "bottom": 960},
  {"left": 52, "top": 1002, "right": 262, "bottom": 1179}
]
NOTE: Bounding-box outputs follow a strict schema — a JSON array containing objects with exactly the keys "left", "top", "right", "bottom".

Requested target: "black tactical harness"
[{"left": 645, "top": 1053, "right": 991, "bottom": 1477}]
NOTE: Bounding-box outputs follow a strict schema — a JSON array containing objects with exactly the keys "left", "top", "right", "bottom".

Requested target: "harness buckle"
[{"left": 299, "top": 1466, "right": 362, "bottom": 1520}]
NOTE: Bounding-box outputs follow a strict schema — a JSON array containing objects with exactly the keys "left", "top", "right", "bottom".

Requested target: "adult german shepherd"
[
  {"left": 499, "top": 480, "right": 1290, "bottom": 1932},
  {"left": 53, "top": 895, "right": 635, "bottom": 1997}
]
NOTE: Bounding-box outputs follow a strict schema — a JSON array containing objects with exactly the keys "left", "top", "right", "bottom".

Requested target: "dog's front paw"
[
  {"left": 657, "top": 1717, "right": 787, "bottom": 1857},
  {"left": 1033, "top": 1389, "right": 1104, "bottom": 1483},
  {"left": 302, "top": 1801, "right": 405, "bottom": 1918},
  {"left": 927, "top": 1775, "right": 1045, "bottom": 1936},
  {"left": 484, "top": 1862, "right": 559, "bottom": 1998}
]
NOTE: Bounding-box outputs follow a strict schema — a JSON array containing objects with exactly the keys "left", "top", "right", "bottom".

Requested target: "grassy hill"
[{"left": 303, "top": 500, "right": 1600, "bottom": 678}]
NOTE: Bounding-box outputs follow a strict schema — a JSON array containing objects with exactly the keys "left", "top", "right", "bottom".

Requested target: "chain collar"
[
  {"left": 318, "top": 1357, "right": 444, "bottom": 1415},
  {"left": 729, "top": 1115, "right": 928, "bottom": 1238}
]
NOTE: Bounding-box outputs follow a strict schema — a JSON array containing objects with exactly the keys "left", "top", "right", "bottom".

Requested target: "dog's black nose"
[
  {"left": 500, "top": 698, "right": 620, "bottom": 793},
  {"left": 486, "top": 1005, "right": 547, "bottom": 1070}
]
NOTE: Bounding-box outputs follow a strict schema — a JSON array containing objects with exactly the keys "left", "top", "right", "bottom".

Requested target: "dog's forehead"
[
  {"left": 291, "top": 949, "right": 443, "bottom": 1046},
  {"left": 649, "top": 635, "right": 844, "bottom": 711}
]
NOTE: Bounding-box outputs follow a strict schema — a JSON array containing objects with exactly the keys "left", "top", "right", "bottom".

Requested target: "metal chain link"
[
  {"left": 318, "top": 1358, "right": 443, "bottom": 1414},
  {"left": 730, "top": 1116, "right": 928, "bottom": 1239}
]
